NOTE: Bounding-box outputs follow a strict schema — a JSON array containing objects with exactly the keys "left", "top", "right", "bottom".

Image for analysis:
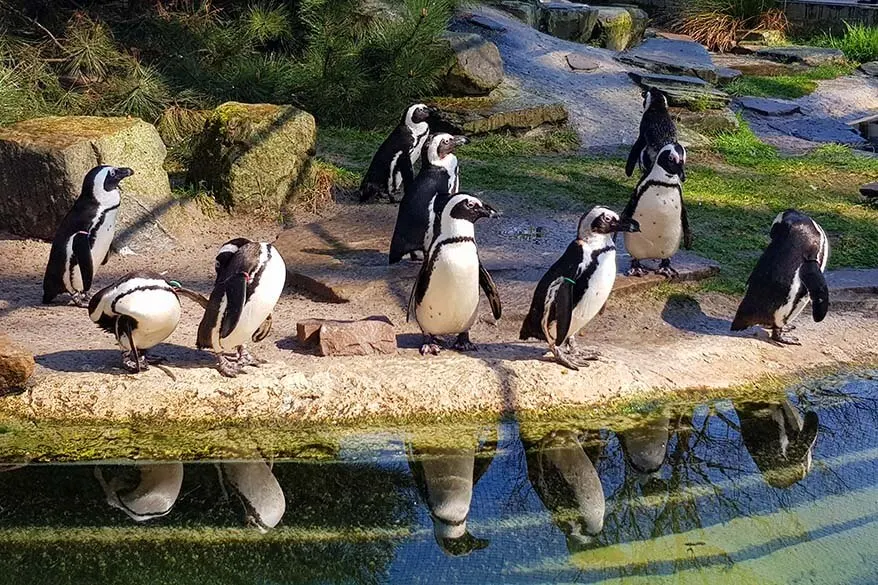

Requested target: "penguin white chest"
[
  {"left": 416, "top": 242, "right": 480, "bottom": 335},
  {"left": 625, "top": 186, "right": 683, "bottom": 260},
  {"left": 219, "top": 250, "right": 286, "bottom": 350},
  {"left": 568, "top": 249, "right": 617, "bottom": 338},
  {"left": 91, "top": 206, "right": 118, "bottom": 268},
  {"left": 116, "top": 289, "right": 182, "bottom": 350}
]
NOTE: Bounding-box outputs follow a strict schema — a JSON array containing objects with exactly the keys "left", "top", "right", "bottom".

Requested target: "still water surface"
[{"left": 1, "top": 377, "right": 877, "bottom": 584}]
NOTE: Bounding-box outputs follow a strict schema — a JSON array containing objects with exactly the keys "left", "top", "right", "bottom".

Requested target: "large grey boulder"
[
  {"left": 628, "top": 72, "right": 730, "bottom": 110},
  {"left": 860, "top": 61, "right": 878, "bottom": 77},
  {"left": 0, "top": 116, "right": 176, "bottom": 251},
  {"left": 767, "top": 118, "right": 865, "bottom": 146},
  {"left": 617, "top": 37, "right": 718, "bottom": 83},
  {"left": 441, "top": 32, "right": 504, "bottom": 96},
  {"left": 497, "top": 1, "right": 540, "bottom": 27},
  {"left": 188, "top": 102, "right": 316, "bottom": 214},
  {"left": 591, "top": 6, "right": 648, "bottom": 51},
  {"left": 754, "top": 46, "right": 846, "bottom": 67},
  {"left": 539, "top": 2, "right": 598, "bottom": 43}
]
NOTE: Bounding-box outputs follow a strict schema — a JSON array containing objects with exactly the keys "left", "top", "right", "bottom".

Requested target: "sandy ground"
[{"left": 1, "top": 205, "right": 876, "bottom": 424}]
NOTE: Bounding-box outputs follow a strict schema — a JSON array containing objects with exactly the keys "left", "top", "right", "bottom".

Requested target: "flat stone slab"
[
  {"left": 738, "top": 97, "right": 802, "bottom": 116},
  {"left": 716, "top": 67, "right": 742, "bottom": 83},
  {"left": 861, "top": 61, "right": 878, "bottom": 77},
  {"left": 617, "top": 37, "right": 718, "bottom": 83},
  {"left": 465, "top": 13, "right": 508, "bottom": 32},
  {"left": 429, "top": 84, "right": 568, "bottom": 135},
  {"left": 712, "top": 53, "right": 804, "bottom": 77},
  {"left": 566, "top": 53, "right": 600, "bottom": 71},
  {"left": 861, "top": 182, "right": 878, "bottom": 198},
  {"left": 767, "top": 117, "right": 866, "bottom": 146},
  {"left": 826, "top": 268, "right": 878, "bottom": 294},
  {"left": 628, "top": 71, "right": 730, "bottom": 110},
  {"left": 754, "top": 46, "right": 845, "bottom": 67}
]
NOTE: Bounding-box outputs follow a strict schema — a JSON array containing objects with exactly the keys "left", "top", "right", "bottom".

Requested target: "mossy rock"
[
  {"left": 672, "top": 107, "right": 740, "bottom": 136},
  {"left": 0, "top": 116, "right": 175, "bottom": 251},
  {"left": 591, "top": 6, "right": 648, "bottom": 51},
  {"left": 187, "top": 102, "right": 317, "bottom": 215},
  {"left": 441, "top": 32, "right": 504, "bottom": 97}
]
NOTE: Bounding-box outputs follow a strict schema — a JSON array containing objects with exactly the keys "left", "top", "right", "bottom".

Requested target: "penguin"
[
  {"left": 625, "top": 88, "right": 676, "bottom": 177},
  {"left": 523, "top": 429, "right": 605, "bottom": 552},
  {"left": 620, "top": 415, "right": 670, "bottom": 476},
  {"left": 218, "top": 461, "right": 286, "bottom": 532},
  {"left": 388, "top": 133, "right": 468, "bottom": 264},
  {"left": 621, "top": 143, "right": 693, "bottom": 277},
  {"left": 42, "top": 165, "right": 134, "bottom": 306},
  {"left": 407, "top": 192, "right": 501, "bottom": 355},
  {"left": 359, "top": 104, "right": 432, "bottom": 203},
  {"left": 88, "top": 271, "right": 182, "bottom": 373},
  {"left": 735, "top": 400, "right": 818, "bottom": 488},
  {"left": 196, "top": 240, "right": 286, "bottom": 377},
  {"left": 519, "top": 207, "right": 640, "bottom": 370},
  {"left": 94, "top": 462, "right": 184, "bottom": 522},
  {"left": 731, "top": 209, "right": 829, "bottom": 345}
]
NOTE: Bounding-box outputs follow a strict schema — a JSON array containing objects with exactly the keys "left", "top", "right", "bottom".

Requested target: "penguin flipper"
[
  {"left": 252, "top": 314, "right": 272, "bottom": 343},
  {"left": 554, "top": 278, "right": 574, "bottom": 345},
  {"left": 681, "top": 198, "right": 693, "bottom": 250},
  {"left": 407, "top": 258, "right": 432, "bottom": 323},
  {"left": 72, "top": 231, "right": 94, "bottom": 292},
  {"left": 478, "top": 263, "right": 502, "bottom": 320},
  {"left": 173, "top": 287, "right": 210, "bottom": 309},
  {"left": 219, "top": 274, "right": 248, "bottom": 339},
  {"left": 800, "top": 260, "right": 829, "bottom": 322},
  {"left": 625, "top": 135, "right": 645, "bottom": 177}
]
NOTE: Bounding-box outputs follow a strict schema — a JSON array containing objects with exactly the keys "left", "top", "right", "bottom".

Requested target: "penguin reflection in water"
[
  {"left": 523, "top": 429, "right": 605, "bottom": 552},
  {"left": 217, "top": 461, "right": 286, "bottom": 532},
  {"left": 359, "top": 104, "right": 432, "bottom": 203},
  {"left": 621, "top": 143, "right": 692, "bottom": 277},
  {"left": 408, "top": 430, "right": 497, "bottom": 556},
  {"left": 732, "top": 209, "right": 829, "bottom": 345},
  {"left": 520, "top": 207, "right": 639, "bottom": 370},
  {"left": 95, "top": 462, "right": 184, "bottom": 522},
  {"left": 735, "top": 400, "right": 818, "bottom": 488},
  {"left": 197, "top": 239, "right": 286, "bottom": 377},
  {"left": 88, "top": 272, "right": 182, "bottom": 373},
  {"left": 43, "top": 165, "right": 134, "bottom": 306},
  {"left": 408, "top": 193, "right": 502, "bottom": 355}
]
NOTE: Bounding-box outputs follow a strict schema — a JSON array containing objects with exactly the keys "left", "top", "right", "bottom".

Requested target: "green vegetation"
[
  {"left": 723, "top": 62, "right": 857, "bottom": 99},
  {"left": 674, "top": 0, "right": 787, "bottom": 52},
  {"left": 0, "top": 0, "right": 455, "bottom": 129},
  {"left": 810, "top": 21, "right": 878, "bottom": 63}
]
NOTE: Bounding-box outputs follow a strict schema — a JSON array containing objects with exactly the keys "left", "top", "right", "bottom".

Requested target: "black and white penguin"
[
  {"left": 218, "top": 461, "right": 286, "bottom": 532},
  {"left": 735, "top": 400, "right": 818, "bottom": 488},
  {"left": 519, "top": 207, "right": 639, "bottom": 370},
  {"left": 388, "top": 133, "right": 468, "bottom": 264},
  {"left": 620, "top": 415, "right": 670, "bottom": 476},
  {"left": 621, "top": 143, "right": 692, "bottom": 277},
  {"left": 625, "top": 88, "right": 677, "bottom": 177},
  {"left": 731, "top": 209, "right": 829, "bottom": 345},
  {"left": 196, "top": 240, "right": 286, "bottom": 377},
  {"left": 94, "top": 462, "right": 184, "bottom": 522},
  {"left": 88, "top": 271, "right": 182, "bottom": 373},
  {"left": 407, "top": 193, "right": 501, "bottom": 355},
  {"left": 43, "top": 165, "right": 134, "bottom": 306},
  {"left": 524, "top": 429, "right": 605, "bottom": 551},
  {"left": 359, "top": 104, "right": 432, "bottom": 203}
]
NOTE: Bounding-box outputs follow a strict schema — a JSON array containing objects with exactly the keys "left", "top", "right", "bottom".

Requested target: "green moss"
[{"left": 724, "top": 62, "right": 857, "bottom": 99}]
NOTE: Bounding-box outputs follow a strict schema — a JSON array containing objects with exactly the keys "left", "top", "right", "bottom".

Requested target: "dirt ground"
[{"left": 1, "top": 200, "right": 876, "bottom": 425}]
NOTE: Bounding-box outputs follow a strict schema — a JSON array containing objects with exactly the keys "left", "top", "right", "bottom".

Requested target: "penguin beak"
[
  {"left": 478, "top": 203, "right": 499, "bottom": 219},
  {"left": 452, "top": 136, "right": 469, "bottom": 148},
  {"left": 115, "top": 167, "right": 134, "bottom": 179},
  {"left": 614, "top": 218, "right": 640, "bottom": 233},
  {"left": 679, "top": 166, "right": 686, "bottom": 183}
]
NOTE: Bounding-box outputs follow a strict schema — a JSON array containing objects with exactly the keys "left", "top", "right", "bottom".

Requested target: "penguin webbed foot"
[
  {"left": 217, "top": 354, "right": 243, "bottom": 377},
  {"left": 419, "top": 336, "right": 442, "bottom": 356},
  {"left": 452, "top": 332, "right": 478, "bottom": 352},
  {"left": 626, "top": 260, "right": 649, "bottom": 278},
  {"left": 551, "top": 344, "right": 582, "bottom": 371},
  {"left": 566, "top": 338, "right": 600, "bottom": 362},
  {"left": 121, "top": 352, "right": 147, "bottom": 373},
  {"left": 771, "top": 327, "right": 801, "bottom": 346},
  {"left": 71, "top": 292, "right": 91, "bottom": 308},
  {"left": 656, "top": 259, "right": 678, "bottom": 278},
  {"left": 236, "top": 346, "right": 267, "bottom": 367}
]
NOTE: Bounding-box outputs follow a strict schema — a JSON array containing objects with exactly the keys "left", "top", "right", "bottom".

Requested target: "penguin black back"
[{"left": 625, "top": 89, "right": 677, "bottom": 177}]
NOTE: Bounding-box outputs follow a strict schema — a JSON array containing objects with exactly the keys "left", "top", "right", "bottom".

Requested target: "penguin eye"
[{"left": 466, "top": 200, "right": 475, "bottom": 208}]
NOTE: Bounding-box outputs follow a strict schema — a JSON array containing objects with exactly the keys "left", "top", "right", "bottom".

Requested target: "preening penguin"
[
  {"left": 359, "top": 104, "right": 432, "bottom": 203},
  {"left": 389, "top": 133, "right": 468, "bottom": 264},
  {"left": 408, "top": 192, "right": 501, "bottom": 356},
  {"left": 88, "top": 271, "right": 182, "bottom": 373},
  {"left": 625, "top": 88, "right": 676, "bottom": 177},
  {"left": 621, "top": 143, "right": 692, "bottom": 277},
  {"left": 197, "top": 240, "right": 286, "bottom": 377},
  {"left": 43, "top": 165, "right": 134, "bottom": 306},
  {"left": 519, "top": 207, "right": 639, "bottom": 370},
  {"left": 731, "top": 209, "right": 829, "bottom": 345}
]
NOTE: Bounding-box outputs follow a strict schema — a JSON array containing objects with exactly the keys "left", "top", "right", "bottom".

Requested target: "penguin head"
[
  {"left": 769, "top": 208, "right": 811, "bottom": 240},
  {"left": 738, "top": 402, "right": 819, "bottom": 489},
  {"left": 654, "top": 143, "right": 686, "bottom": 182},
  {"left": 405, "top": 103, "right": 432, "bottom": 126},
  {"left": 83, "top": 165, "right": 133, "bottom": 203},
  {"left": 577, "top": 207, "right": 640, "bottom": 240},
  {"left": 642, "top": 88, "right": 668, "bottom": 111},
  {"left": 446, "top": 193, "right": 498, "bottom": 224},
  {"left": 426, "top": 133, "right": 468, "bottom": 165},
  {"left": 214, "top": 238, "right": 253, "bottom": 276}
]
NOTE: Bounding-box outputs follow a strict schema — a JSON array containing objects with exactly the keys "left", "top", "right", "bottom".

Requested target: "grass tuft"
[
  {"left": 723, "top": 62, "right": 857, "bottom": 99},
  {"left": 810, "top": 21, "right": 878, "bottom": 63}
]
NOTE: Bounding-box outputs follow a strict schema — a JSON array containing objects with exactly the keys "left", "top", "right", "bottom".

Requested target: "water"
[{"left": 2, "top": 377, "right": 878, "bottom": 584}]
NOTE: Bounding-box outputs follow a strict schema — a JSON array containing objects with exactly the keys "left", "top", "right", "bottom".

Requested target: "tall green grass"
[{"left": 812, "top": 21, "right": 878, "bottom": 63}]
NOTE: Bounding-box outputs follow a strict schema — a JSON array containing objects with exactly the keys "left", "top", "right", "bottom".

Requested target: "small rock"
[
  {"left": 738, "top": 97, "right": 802, "bottom": 116},
  {"left": 861, "top": 182, "right": 878, "bottom": 199},
  {"left": 754, "top": 46, "right": 846, "bottom": 67},
  {"left": 566, "top": 53, "right": 600, "bottom": 71},
  {"left": 860, "top": 61, "right": 878, "bottom": 77},
  {"left": 617, "top": 37, "right": 718, "bottom": 83},
  {"left": 654, "top": 31, "right": 693, "bottom": 42},
  {"left": 628, "top": 72, "right": 730, "bottom": 110},
  {"left": 441, "top": 32, "right": 504, "bottom": 96},
  {"left": 539, "top": 2, "right": 598, "bottom": 43},
  {"left": 296, "top": 319, "right": 324, "bottom": 345},
  {"left": 741, "top": 29, "right": 785, "bottom": 45},
  {"left": 497, "top": 1, "right": 539, "bottom": 27},
  {"left": 0, "top": 333, "right": 35, "bottom": 392},
  {"left": 716, "top": 67, "right": 742, "bottom": 84},
  {"left": 317, "top": 316, "right": 397, "bottom": 357},
  {"left": 466, "top": 14, "right": 507, "bottom": 32}
]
